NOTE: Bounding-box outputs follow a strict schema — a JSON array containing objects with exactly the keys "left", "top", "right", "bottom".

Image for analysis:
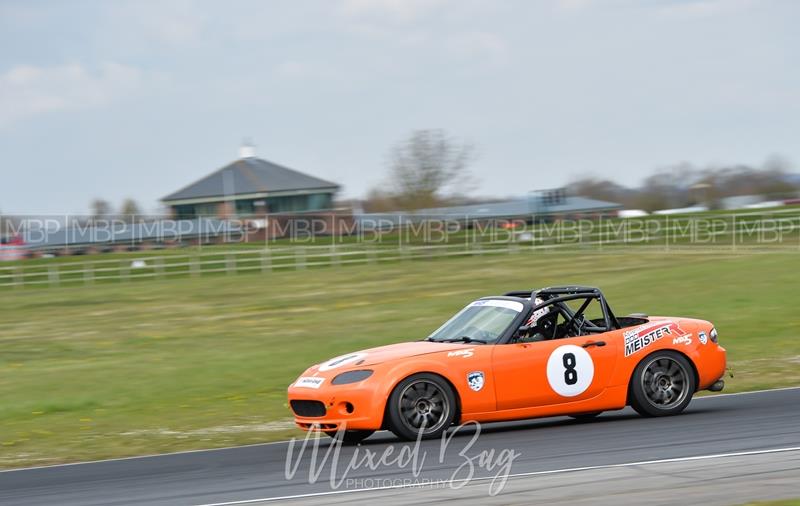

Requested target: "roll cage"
[
  {"left": 494, "top": 286, "right": 623, "bottom": 344},
  {"left": 466, "top": 286, "right": 645, "bottom": 345}
]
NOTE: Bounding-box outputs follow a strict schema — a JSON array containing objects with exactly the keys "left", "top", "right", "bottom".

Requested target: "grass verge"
[{"left": 1, "top": 250, "right": 799, "bottom": 468}]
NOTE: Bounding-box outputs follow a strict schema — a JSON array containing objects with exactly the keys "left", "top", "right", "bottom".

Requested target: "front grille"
[{"left": 290, "top": 400, "right": 326, "bottom": 417}]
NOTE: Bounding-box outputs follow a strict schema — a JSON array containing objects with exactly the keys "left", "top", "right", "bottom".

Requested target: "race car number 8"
[
  {"left": 547, "top": 345, "right": 594, "bottom": 397},
  {"left": 563, "top": 353, "right": 578, "bottom": 385}
]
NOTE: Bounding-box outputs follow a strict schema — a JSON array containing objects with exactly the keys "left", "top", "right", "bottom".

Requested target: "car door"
[{"left": 491, "top": 331, "right": 618, "bottom": 411}]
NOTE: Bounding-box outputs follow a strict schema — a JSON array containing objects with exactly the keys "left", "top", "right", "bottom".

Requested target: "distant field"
[{"left": 1, "top": 250, "right": 799, "bottom": 468}]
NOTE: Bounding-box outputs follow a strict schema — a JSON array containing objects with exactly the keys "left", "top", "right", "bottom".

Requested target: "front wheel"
[
  {"left": 387, "top": 373, "right": 457, "bottom": 441},
  {"left": 630, "top": 351, "right": 696, "bottom": 417}
]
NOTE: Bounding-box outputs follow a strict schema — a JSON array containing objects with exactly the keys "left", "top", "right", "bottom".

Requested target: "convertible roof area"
[
  {"left": 501, "top": 285, "right": 625, "bottom": 332},
  {"left": 503, "top": 286, "right": 602, "bottom": 299}
]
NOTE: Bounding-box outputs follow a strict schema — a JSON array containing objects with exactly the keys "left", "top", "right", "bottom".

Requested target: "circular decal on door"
[
  {"left": 546, "top": 344, "right": 594, "bottom": 397},
  {"left": 318, "top": 352, "right": 368, "bottom": 371}
]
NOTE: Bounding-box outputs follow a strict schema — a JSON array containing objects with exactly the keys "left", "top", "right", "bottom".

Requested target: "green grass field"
[
  {"left": 1, "top": 249, "right": 799, "bottom": 468},
  {"left": 742, "top": 500, "right": 800, "bottom": 506}
]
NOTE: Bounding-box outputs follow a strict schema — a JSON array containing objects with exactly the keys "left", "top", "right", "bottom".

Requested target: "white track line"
[
  {"left": 694, "top": 384, "right": 800, "bottom": 399},
  {"left": 1, "top": 385, "right": 798, "bottom": 474},
  {"left": 193, "top": 445, "right": 800, "bottom": 505}
]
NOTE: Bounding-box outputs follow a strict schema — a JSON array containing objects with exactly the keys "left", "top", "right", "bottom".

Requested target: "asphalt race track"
[{"left": 2, "top": 388, "right": 800, "bottom": 506}]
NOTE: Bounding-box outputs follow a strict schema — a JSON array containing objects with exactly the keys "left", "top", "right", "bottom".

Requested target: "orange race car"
[{"left": 287, "top": 286, "right": 727, "bottom": 443}]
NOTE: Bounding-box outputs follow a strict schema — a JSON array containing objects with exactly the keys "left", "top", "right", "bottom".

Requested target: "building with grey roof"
[
  {"left": 162, "top": 145, "right": 340, "bottom": 218},
  {"left": 355, "top": 190, "right": 622, "bottom": 227}
]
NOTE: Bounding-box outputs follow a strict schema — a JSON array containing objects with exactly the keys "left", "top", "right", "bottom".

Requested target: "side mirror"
[{"left": 514, "top": 325, "right": 531, "bottom": 338}]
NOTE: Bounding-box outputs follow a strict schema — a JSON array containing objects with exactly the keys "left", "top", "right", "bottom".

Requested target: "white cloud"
[
  {"left": 273, "top": 60, "right": 342, "bottom": 80},
  {"left": 552, "top": 0, "right": 758, "bottom": 16},
  {"left": 446, "top": 31, "right": 508, "bottom": 66},
  {"left": 656, "top": 0, "right": 758, "bottom": 17},
  {"left": 340, "top": 0, "right": 449, "bottom": 22},
  {"left": 554, "top": 0, "right": 598, "bottom": 12},
  {"left": 0, "top": 63, "right": 143, "bottom": 126},
  {"left": 104, "top": 0, "right": 207, "bottom": 47}
]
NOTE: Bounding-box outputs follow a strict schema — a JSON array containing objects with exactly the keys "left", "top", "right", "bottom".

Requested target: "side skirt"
[{"left": 459, "top": 385, "right": 628, "bottom": 424}]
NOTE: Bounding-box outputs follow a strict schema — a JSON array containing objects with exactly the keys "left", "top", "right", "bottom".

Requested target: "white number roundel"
[
  {"left": 318, "top": 352, "right": 367, "bottom": 372},
  {"left": 546, "top": 344, "right": 594, "bottom": 397}
]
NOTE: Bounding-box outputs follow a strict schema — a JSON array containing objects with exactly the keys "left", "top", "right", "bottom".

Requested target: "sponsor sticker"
[
  {"left": 468, "top": 300, "right": 524, "bottom": 312},
  {"left": 294, "top": 377, "right": 325, "bottom": 389},
  {"left": 698, "top": 331, "right": 708, "bottom": 345},
  {"left": 624, "top": 321, "right": 687, "bottom": 357},
  {"left": 448, "top": 348, "right": 474, "bottom": 358},
  {"left": 673, "top": 335, "right": 693, "bottom": 346},
  {"left": 467, "top": 371, "right": 485, "bottom": 392},
  {"left": 318, "top": 352, "right": 368, "bottom": 372}
]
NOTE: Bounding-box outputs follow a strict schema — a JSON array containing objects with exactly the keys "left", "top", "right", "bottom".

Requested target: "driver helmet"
[{"left": 526, "top": 298, "right": 550, "bottom": 326}]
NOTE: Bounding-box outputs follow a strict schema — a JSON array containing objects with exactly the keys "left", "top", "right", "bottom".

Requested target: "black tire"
[
  {"left": 629, "top": 351, "right": 696, "bottom": 417},
  {"left": 324, "top": 429, "right": 374, "bottom": 445},
  {"left": 387, "top": 373, "right": 457, "bottom": 441},
  {"left": 569, "top": 412, "right": 602, "bottom": 420}
]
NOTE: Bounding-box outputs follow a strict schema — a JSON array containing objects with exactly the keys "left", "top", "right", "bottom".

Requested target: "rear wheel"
[
  {"left": 630, "top": 351, "right": 696, "bottom": 417},
  {"left": 324, "top": 429, "right": 374, "bottom": 445},
  {"left": 387, "top": 373, "right": 457, "bottom": 441}
]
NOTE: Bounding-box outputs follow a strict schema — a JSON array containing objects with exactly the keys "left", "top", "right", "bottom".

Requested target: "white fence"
[
  {"left": 3, "top": 210, "right": 800, "bottom": 289},
  {"left": 0, "top": 243, "right": 524, "bottom": 289}
]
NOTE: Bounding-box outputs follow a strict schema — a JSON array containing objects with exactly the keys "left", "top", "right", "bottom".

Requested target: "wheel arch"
[
  {"left": 626, "top": 348, "right": 700, "bottom": 405},
  {"left": 380, "top": 370, "right": 463, "bottom": 430}
]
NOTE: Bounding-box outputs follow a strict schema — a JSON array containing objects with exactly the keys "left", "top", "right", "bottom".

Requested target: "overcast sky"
[{"left": 1, "top": 0, "right": 798, "bottom": 214}]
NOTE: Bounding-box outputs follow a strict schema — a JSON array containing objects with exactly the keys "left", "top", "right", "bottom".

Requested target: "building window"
[
  {"left": 266, "top": 195, "right": 311, "bottom": 213},
  {"left": 173, "top": 192, "right": 334, "bottom": 218},
  {"left": 308, "top": 193, "right": 333, "bottom": 210},
  {"left": 174, "top": 205, "right": 196, "bottom": 219},
  {"left": 235, "top": 200, "right": 255, "bottom": 215},
  {"left": 195, "top": 203, "right": 219, "bottom": 217}
]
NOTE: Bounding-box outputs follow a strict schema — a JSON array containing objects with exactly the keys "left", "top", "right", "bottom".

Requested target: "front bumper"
[{"left": 287, "top": 382, "right": 385, "bottom": 432}]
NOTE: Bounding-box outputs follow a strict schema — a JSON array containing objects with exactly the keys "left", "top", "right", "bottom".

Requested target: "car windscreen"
[{"left": 427, "top": 299, "right": 524, "bottom": 343}]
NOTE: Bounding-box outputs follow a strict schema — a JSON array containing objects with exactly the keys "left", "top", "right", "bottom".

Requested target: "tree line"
[
  {"left": 90, "top": 198, "right": 144, "bottom": 222},
  {"left": 569, "top": 157, "right": 797, "bottom": 212},
  {"left": 363, "top": 130, "right": 797, "bottom": 213}
]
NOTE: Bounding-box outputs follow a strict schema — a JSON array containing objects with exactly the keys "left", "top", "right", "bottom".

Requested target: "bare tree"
[
  {"left": 635, "top": 164, "right": 696, "bottom": 211},
  {"left": 90, "top": 199, "right": 112, "bottom": 222},
  {"left": 387, "top": 129, "right": 476, "bottom": 210},
  {"left": 630, "top": 159, "right": 797, "bottom": 211},
  {"left": 361, "top": 188, "right": 397, "bottom": 213},
  {"left": 120, "top": 199, "right": 142, "bottom": 223},
  {"left": 569, "top": 177, "right": 634, "bottom": 207},
  {"left": 697, "top": 163, "right": 796, "bottom": 201}
]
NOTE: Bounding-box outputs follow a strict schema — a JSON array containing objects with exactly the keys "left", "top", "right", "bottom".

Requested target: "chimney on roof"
[{"left": 239, "top": 139, "right": 256, "bottom": 159}]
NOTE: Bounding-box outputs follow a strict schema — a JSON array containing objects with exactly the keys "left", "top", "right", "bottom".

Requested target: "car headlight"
[
  {"left": 710, "top": 327, "right": 718, "bottom": 343},
  {"left": 331, "top": 370, "right": 373, "bottom": 385}
]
